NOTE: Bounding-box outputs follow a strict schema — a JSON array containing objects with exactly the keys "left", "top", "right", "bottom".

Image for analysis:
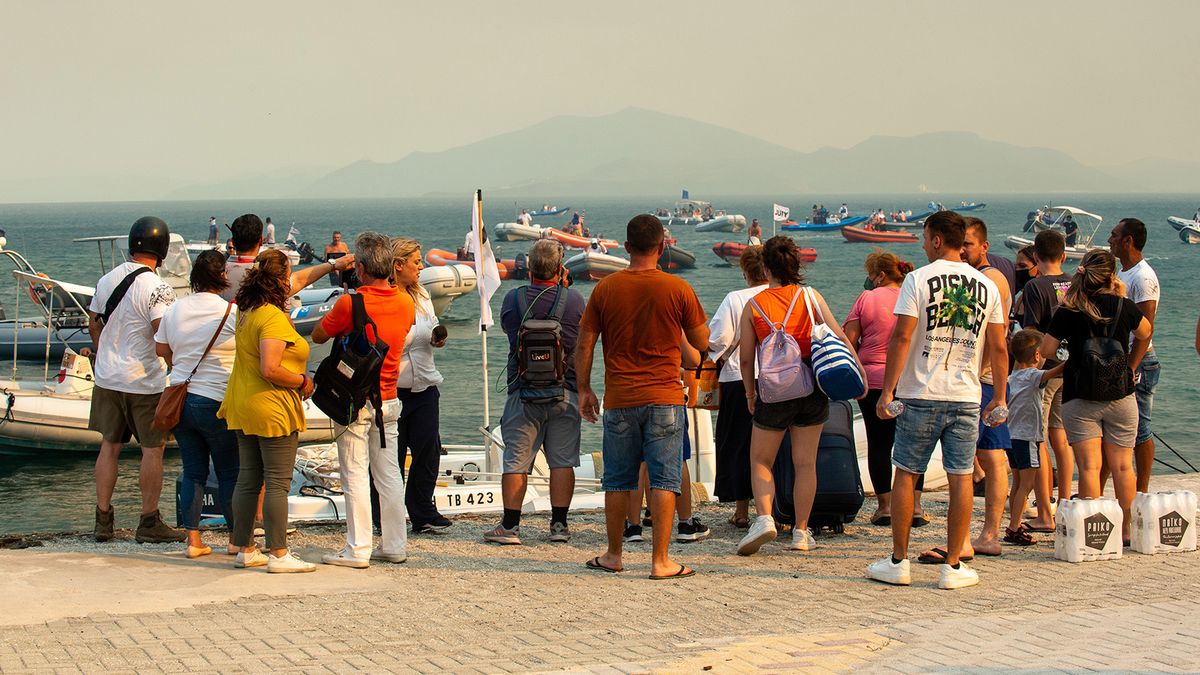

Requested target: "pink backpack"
[{"left": 748, "top": 288, "right": 814, "bottom": 403}]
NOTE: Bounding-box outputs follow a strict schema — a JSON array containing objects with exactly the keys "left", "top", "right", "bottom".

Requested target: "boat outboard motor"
[
  {"left": 128, "top": 216, "right": 171, "bottom": 262},
  {"left": 511, "top": 252, "right": 529, "bottom": 281}
]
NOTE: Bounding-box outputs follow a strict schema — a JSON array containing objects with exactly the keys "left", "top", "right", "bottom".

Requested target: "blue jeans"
[
  {"left": 174, "top": 393, "right": 239, "bottom": 530},
  {"left": 602, "top": 405, "right": 684, "bottom": 494},
  {"left": 1134, "top": 352, "right": 1160, "bottom": 445},
  {"left": 893, "top": 399, "right": 980, "bottom": 475}
]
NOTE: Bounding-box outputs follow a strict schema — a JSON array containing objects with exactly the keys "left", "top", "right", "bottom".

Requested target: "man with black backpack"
[
  {"left": 484, "top": 240, "right": 586, "bottom": 545},
  {"left": 311, "top": 232, "right": 415, "bottom": 568},
  {"left": 87, "top": 216, "right": 183, "bottom": 544}
]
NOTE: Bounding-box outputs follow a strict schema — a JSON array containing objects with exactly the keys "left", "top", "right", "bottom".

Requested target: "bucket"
[
  {"left": 1130, "top": 490, "right": 1198, "bottom": 554},
  {"left": 1054, "top": 497, "right": 1123, "bottom": 563}
]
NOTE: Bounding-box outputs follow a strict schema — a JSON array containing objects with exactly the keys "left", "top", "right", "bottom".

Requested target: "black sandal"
[{"left": 1003, "top": 526, "right": 1036, "bottom": 546}]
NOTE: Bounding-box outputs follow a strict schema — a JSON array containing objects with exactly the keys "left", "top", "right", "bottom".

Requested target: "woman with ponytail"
[
  {"left": 843, "top": 250, "right": 927, "bottom": 527},
  {"left": 1041, "top": 250, "right": 1151, "bottom": 544}
]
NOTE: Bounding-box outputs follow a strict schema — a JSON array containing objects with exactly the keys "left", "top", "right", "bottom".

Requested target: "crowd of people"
[{"left": 87, "top": 208, "right": 1179, "bottom": 588}]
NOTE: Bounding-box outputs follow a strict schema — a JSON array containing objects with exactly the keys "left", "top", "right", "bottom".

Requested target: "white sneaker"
[
  {"left": 736, "top": 515, "right": 777, "bottom": 556},
  {"left": 788, "top": 527, "right": 817, "bottom": 551},
  {"left": 866, "top": 556, "right": 911, "bottom": 586},
  {"left": 938, "top": 562, "right": 979, "bottom": 590},
  {"left": 268, "top": 550, "right": 316, "bottom": 574},
  {"left": 235, "top": 547, "right": 268, "bottom": 568},
  {"left": 321, "top": 550, "right": 369, "bottom": 569},
  {"left": 370, "top": 548, "right": 407, "bottom": 564}
]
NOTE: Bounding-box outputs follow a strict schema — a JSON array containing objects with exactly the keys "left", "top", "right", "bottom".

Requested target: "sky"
[{"left": 2, "top": 1, "right": 1198, "bottom": 201}]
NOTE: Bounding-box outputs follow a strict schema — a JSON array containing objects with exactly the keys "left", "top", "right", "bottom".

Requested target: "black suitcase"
[{"left": 772, "top": 399, "right": 864, "bottom": 533}]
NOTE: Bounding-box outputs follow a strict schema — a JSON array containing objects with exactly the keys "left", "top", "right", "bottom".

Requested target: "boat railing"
[{"left": 9, "top": 270, "right": 92, "bottom": 383}]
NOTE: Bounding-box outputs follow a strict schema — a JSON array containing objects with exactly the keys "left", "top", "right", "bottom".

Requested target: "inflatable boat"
[
  {"left": 544, "top": 228, "right": 620, "bottom": 250},
  {"left": 659, "top": 243, "right": 696, "bottom": 270},
  {"left": 1168, "top": 216, "right": 1198, "bottom": 232},
  {"left": 564, "top": 250, "right": 629, "bottom": 281},
  {"left": 712, "top": 241, "right": 816, "bottom": 265},
  {"left": 1179, "top": 224, "right": 1200, "bottom": 244},
  {"left": 528, "top": 206, "right": 569, "bottom": 217},
  {"left": 695, "top": 214, "right": 747, "bottom": 233},
  {"left": 780, "top": 215, "right": 867, "bottom": 231},
  {"left": 419, "top": 264, "right": 477, "bottom": 315},
  {"left": 840, "top": 226, "right": 918, "bottom": 244},
  {"left": 425, "top": 248, "right": 517, "bottom": 280},
  {"left": 493, "top": 222, "right": 546, "bottom": 242}
]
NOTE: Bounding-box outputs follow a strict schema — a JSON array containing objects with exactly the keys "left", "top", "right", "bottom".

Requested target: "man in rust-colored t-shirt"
[{"left": 577, "top": 214, "right": 708, "bottom": 580}]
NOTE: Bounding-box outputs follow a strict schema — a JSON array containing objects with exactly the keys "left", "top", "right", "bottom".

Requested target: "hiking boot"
[
  {"left": 483, "top": 523, "right": 522, "bottom": 545},
  {"left": 938, "top": 562, "right": 980, "bottom": 590},
  {"left": 676, "top": 517, "right": 711, "bottom": 542},
  {"left": 267, "top": 550, "right": 316, "bottom": 574},
  {"left": 736, "top": 515, "right": 777, "bottom": 556},
  {"left": 548, "top": 521, "right": 571, "bottom": 543},
  {"left": 622, "top": 521, "right": 644, "bottom": 543},
  {"left": 788, "top": 527, "right": 817, "bottom": 551},
  {"left": 867, "top": 556, "right": 911, "bottom": 586},
  {"left": 135, "top": 510, "right": 186, "bottom": 544},
  {"left": 94, "top": 506, "right": 114, "bottom": 542}
]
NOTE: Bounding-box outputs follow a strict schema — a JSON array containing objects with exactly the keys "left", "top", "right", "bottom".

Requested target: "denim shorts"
[
  {"left": 893, "top": 399, "right": 980, "bottom": 475},
  {"left": 501, "top": 390, "right": 582, "bottom": 473},
  {"left": 977, "top": 383, "right": 1012, "bottom": 450},
  {"left": 602, "top": 405, "right": 684, "bottom": 494},
  {"left": 1134, "top": 354, "right": 1160, "bottom": 445}
]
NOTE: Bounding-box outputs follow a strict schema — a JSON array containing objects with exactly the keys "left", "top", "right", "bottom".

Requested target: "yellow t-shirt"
[{"left": 217, "top": 304, "right": 309, "bottom": 437}]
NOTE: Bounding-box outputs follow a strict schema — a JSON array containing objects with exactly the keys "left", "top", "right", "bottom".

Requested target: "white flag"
[
  {"left": 472, "top": 190, "right": 502, "bottom": 331},
  {"left": 773, "top": 203, "right": 790, "bottom": 222}
]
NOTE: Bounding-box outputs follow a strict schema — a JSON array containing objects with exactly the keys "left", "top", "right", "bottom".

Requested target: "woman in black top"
[{"left": 1041, "top": 250, "right": 1151, "bottom": 541}]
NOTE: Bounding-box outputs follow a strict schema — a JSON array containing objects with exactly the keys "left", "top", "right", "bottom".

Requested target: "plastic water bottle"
[
  {"left": 984, "top": 405, "right": 1009, "bottom": 426},
  {"left": 886, "top": 400, "right": 905, "bottom": 417}
]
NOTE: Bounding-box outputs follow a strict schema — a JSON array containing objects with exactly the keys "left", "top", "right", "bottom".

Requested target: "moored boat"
[
  {"left": 563, "top": 250, "right": 629, "bottom": 281},
  {"left": 840, "top": 226, "right": 918, "bottom": 244}
]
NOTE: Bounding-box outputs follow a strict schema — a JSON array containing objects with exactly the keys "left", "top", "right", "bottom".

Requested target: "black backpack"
[
  {"left": 1075, "top": 310, "right": 1133, "bottom": 402},
  {"left": 311, "top": 293, "right": 390, "bottom": 445},
  {"left": 515, "top": 285, "right": 568, "bottom": 404}
]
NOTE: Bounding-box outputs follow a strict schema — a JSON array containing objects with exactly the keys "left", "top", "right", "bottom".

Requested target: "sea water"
[{"left": 0, "top": 193, "right": 1197, "bottom": 533}]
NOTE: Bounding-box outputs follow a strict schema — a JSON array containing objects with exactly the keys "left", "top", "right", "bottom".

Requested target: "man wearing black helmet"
[{"left": 87, "top": 216, "right": 184, "bottom": 544}]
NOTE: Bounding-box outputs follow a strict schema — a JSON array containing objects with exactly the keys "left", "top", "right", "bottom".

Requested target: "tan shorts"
[
  {"left": 88, "top": 386, "right": 169, "bottom": 447},
  {"left": 1042, "top": 377, "right": 1064, "bottom": 430},
  {"left": 1062, "top": 395, "right": 1138, "bottom": 449}
]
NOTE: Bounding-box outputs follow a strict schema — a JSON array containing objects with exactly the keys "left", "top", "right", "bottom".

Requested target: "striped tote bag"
[{"left": 803, "top": 286, "right": 866, "bottom": 401}]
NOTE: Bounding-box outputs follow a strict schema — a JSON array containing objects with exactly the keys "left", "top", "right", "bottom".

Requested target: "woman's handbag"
[
  {"left": 694, "top": 359, "right": 722, "bottom": 410},
  {"left": 152, "top": 302, "right": 232, "bottom": 432},
  {"left": 803, "top": 287, "right": 866, "bottom": 401}
]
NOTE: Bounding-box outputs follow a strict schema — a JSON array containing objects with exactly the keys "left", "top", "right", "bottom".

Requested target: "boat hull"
[
  {"left": 694, "top": 214, "right": 747, "bottom": 233},
  {"left": 712, "top": 241, "right": 816, "bottom": 265},
  {"left": 840, "top": 226, "right": 918, "bottom": 243},
  {"left": 1004, "top": 236, "right": 1104, "bottom": 260},
  {"left": 1180, "top": 224, "right": 1200, "bottom": 244},
  {"left": 425, "top": 249, "right": 516, "bottom": 280},
  {"left": 564, "top": 251, "right": 629, "bottom": 281},
  {"left": 659, "top": 244, "right": 696, "bottom": 270},
  {"left": 780, "top": 215, "right": 868, "bottom": 231},
  {"left": 529, "top": 207, "right": 569, "bottom": 217},
  {"left": 544, "top": 228, "right": 619, "bottom": 250},
  {"left": 493, "top": 222, "right": 545, "bottom": 242},
  {"left": 420, "top": 264, "right": 477, "bottom": 315},
  {"left": 1169, "top": 216, "right": 1198, "bottom": 232}
]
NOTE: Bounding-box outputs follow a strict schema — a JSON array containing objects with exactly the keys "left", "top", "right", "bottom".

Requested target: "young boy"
[{"left": 1003, "top": 328, "right": 1065, "bottom": 545}]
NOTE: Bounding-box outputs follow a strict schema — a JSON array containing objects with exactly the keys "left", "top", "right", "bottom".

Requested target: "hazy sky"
[{"left": 3, "top": 1, "right": 1198, "bottom": 198}]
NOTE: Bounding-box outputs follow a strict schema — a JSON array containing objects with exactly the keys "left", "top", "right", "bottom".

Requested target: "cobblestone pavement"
[{"left": 2, "top": 474, "right": 1199, "bottom": 673}]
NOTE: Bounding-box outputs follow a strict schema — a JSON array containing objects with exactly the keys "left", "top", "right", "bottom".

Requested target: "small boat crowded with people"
[{"left": 840, "top": 225, "right": 919, "bottom": 244}]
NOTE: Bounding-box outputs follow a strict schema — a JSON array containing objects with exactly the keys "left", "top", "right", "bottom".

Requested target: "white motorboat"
[
  {"left": 1180, "top": 224, "right": 1200, "bottom": 245},
  {"left": 419, "top": 264, "right": 477, "bottom": 316},
  {"left": 695, "top": 214, "right": 747, "bottom": 233},
  {"left": 493, "top": 222, "right": 546, "bottom": 242},
  {"left": 1004, "top": 235, "right": 1105, "bottom": 260},
  {"left": 564, "top": 250, "right": 629, "bottom": 281},
  {"left": 0, "top": 340, "right": 335, "bottom": 455},
  {"left": 1007, "top": 206, "right": 1105, "bottom": 260},
  {"left": 1168, "top": 216, "right": 1199, "bottom": 232}
]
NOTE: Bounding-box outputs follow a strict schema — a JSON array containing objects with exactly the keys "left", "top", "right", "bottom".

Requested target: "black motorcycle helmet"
[{"left": 129, "top": 216, "right": 170, "bottom": 262}]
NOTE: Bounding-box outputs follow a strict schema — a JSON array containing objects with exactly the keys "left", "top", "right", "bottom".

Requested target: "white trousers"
[{"left": 335, "top": 398, "right": 406, "bottom": 559}]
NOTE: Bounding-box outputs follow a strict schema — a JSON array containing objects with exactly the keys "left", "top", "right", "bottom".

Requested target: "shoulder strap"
[
  {"left": 100, "top": 266, "right": 152, "bottom": 323},
  {"left": 186, "top": 301, "right": 233, "bottom": 382},
  {"left": 515, "top": 285, "right": 532, "bottom": 318},
  {"left": 547, "top": 286, "right": 568, "bottom": 322},
  {"left": 779, "top": 286, "right": 803, "bottom": 327},
  {"left": 349, "top": 292, "right": 379, "bottom": 343}
]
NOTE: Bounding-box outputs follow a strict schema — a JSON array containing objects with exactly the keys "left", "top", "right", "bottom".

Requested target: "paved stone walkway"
[{"left": 2, "top": 473, "right": 1199, "bottom": 673}]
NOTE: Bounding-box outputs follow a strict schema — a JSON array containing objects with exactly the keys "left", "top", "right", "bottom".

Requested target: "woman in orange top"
[{"left": 735, "top": 236, "right": 862, "bottom": 556}]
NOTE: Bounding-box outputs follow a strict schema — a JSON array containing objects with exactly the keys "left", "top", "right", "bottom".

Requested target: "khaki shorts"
[
  {"left": 1062, "top": 395, "right": 1138, "bottom": 449},
  {"left": 1042, "top": 377, "right": 1064, "bottom": 430},
  {"left": 88, "top": 386, "right": 169, "bottom": 447}
]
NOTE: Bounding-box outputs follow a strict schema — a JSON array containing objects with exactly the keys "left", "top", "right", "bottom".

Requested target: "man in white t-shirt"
[
  {"left": 1109, "top": 217, "right": 1160, "bottom": 492},
  {"left": 87, "top": 216, "right": 183, "bottom": 544},
  {"left": 264, "top": 217, "right": 276, "bottom": 245},
  {"left": 868, "top": 211, "right": 1008, "bottom": 590},
  {"left": 517, "top": 209, "right": 532, "bottom": 226},
  {"left": 222, "top": 214, "right": 354, "bottom": 302}
]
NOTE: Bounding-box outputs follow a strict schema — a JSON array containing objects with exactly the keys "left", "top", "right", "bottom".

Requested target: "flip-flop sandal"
[
  {"left": 916, "top": 548, "right": 975, "bottom": 565},
  {"left": 1003, "top": 527, "right": 1036, "bottom": 546},
  {"left": 1021, "top": 521, "right": 1056, "bottom": 533},
  {"left": 649, "top": 564, "right": 696, "bottom": 580},
  {"left": 911, "top": 514, "right": 930, "bottom": 528},
  {"left": 870, "top": 514, "right": 892, "bottom": 526},
  {"left": 585, "top": 556, "right": 622, "bottom": 573}
]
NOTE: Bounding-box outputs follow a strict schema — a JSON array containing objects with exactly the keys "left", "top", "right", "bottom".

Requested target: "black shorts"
[
  {"left": 1006, "top": 439, "right": 1040, "bottom": 470},
  {"left": 753, "top": 388, "right": 829, "bottom": 431}
]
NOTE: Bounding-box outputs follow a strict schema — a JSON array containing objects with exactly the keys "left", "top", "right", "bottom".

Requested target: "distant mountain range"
[{"left": 3, "top": 108, "right": 1197, "bottom": 204}]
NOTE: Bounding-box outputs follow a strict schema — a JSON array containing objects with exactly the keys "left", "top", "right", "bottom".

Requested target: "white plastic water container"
[
  {"left": 1054, "top": 497, "right": 1124, "bottom": 563},
  {"left": 1130, "top": 491, "right": 1198, "bottom": 555}
]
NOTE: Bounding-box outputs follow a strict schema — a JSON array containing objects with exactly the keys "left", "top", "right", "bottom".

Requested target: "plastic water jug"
[
  {"left": 1054, "top": 497, "right": 1123, "bottom": 563},
  {"left": 1130, "top": 491, "right": 1198, "bottom": 555}
]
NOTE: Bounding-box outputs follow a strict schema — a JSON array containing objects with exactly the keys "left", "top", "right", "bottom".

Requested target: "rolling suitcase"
[{"left": 772, "top": 399, "right": 864, "bottom": 533}]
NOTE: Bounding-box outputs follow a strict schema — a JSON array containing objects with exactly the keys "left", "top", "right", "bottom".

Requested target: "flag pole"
[{"left": 477, "top": 189, "right": 491, "bottom": 438}]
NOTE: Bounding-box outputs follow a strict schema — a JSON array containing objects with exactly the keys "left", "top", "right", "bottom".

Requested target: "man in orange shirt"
[
  {"left": 577, "top": 214, "right": 709, "bottom": 579},
  {"left": 312, "top": 232, "right": 415, "bottom": 568}
]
